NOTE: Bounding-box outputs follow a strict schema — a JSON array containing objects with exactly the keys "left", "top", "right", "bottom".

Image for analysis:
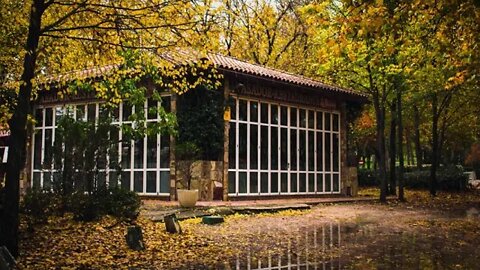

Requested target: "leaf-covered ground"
[{"left": 17, "top": 189, "right": 480, "bottom": 269}]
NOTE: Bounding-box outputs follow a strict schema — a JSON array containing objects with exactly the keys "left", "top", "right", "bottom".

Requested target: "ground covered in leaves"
[{"left": 17, "top": 189, "right": 480, "bottom": 269}]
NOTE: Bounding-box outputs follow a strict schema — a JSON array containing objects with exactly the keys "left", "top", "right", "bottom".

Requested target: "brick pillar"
[
  {"left": 169, "top": 94, "right": 177, "bottom": 201},
  {"left": 340, "top": 102, "right": 348, "bottom": 195},
  {"left": 222, "top": 78, "right": 230, "bottom": 201}
]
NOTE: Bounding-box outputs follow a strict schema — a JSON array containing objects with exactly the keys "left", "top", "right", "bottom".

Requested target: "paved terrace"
[{"left": 142, "top": 195, "right": 390, "bottom": 222}]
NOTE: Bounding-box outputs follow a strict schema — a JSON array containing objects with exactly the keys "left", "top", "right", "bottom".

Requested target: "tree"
[{"left": 0, "top": 0, "right": 220, "bottom": 257}]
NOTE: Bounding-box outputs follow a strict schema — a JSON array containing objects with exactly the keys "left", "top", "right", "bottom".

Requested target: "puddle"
[{"left": 183, "top": 220, "right": 480, "bottom": 270}]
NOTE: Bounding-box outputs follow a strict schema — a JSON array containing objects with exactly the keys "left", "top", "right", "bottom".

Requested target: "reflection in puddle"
[{"left": 231, "top": 223, "right": 343, "bottom": 270}]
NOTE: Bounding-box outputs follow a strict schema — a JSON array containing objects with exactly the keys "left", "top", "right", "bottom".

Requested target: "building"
[{"left": 27, "top": 51, "right": 367, "bottom": 200}]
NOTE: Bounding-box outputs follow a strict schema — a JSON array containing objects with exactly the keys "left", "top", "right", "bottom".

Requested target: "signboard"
[{"left": 224, "top": 106, "right": 231, "bottom": 121}]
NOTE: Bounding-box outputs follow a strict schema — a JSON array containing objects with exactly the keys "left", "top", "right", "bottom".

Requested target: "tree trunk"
[
  {"left": 0, "top": 0, "right": 45, "bottom": 257},
  {"left": 413, "top": 105, "right": 422, "bottom": 170},
  {"left": 397, "top": 87, "right": 405, "bottom": 202},
  {"left": 389, "top": 102, "right": 397, "bottom": 196},
  {"left": 373, "top": 94, "right": 387, "bottom": 202},
  {"left": 405, "top": 127, "right": 413, "bottom": 166},
  {"left": 430, "top": 94, "right": 439, "bottom": 197}
]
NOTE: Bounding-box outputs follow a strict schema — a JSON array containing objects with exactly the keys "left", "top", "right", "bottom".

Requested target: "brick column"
[
  {"left": 169, "top": 94, "right": 177, "bottom": 201},
  {"left": 222, "top": 78, "right": 230, "bottom": 201}
]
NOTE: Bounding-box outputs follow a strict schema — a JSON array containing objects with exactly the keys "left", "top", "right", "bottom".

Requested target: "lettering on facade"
[{"left": 235, "top": 82, "right": 337, "bottom": 110}]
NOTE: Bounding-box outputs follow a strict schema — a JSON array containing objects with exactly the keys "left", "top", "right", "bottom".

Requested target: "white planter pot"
[{"left": 177, "top": 189, "right": 199, "bottom": 208}]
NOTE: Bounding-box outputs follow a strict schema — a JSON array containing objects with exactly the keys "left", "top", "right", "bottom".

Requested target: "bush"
[
  {"left": 105, "top": 188, "right": 141, "bottom": 220},
  {"left": 21, "top": 189, "right": 57, "bottom": 224},
  {"left": 358, "top": 168, "right": 379, "bottom": 187},
  {"left": 358, "top": 165, "right": 467, "bottom": 191},
  {"left": 68, "top": 187, "right": 141, "bottom": 222}
]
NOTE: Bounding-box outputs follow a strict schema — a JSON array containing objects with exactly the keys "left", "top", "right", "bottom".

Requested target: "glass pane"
[
  {"left": 308, "top": 131, "right": 315, "bottom": 171},
  {"left": 55, "top": 107, "right": 65, "bottom": 124},
  {"left": 44, "top": 129, "right": 53, "bottom": 168},
  {"left": 299, "top": 130, "right": 306, "bottom": 171},
  {"left": 134, "top": 172, "right": 143, "bottom": 193},
  {"left": 299, "top": 173, "right": 306, "bottom": 192},
  {"left": 317, "top": 132, "right": 323, "bottom": 172},
  {"left": 249, "top": 172, "right": 258, "bottom": 194},
  {"left": 271, "top": 173, "right": 278, "bottom": 193},
  {"left": 316, "top": 111, "right": 323, "bottom": 130},
  {"left": 109, "top": 172, "right": 118, "bottom": 189},
  {"left": 121, "top": 171, "right": 131, "bottom": 190},
  {"left": 290, "top": 173, "right": 298, "bottom": 193},
  {"left": 260, "top": 172, "right": 268, "bottom": 193},
  {"left": 317, "top": 173, "right": 323, "bottom": 192},
  {"left": 239, "top": 172, "right": 247, "bottom": 194},
  {"left": 271, "top": 127, "right": 278, "bottom": 170},
  {"left": 228, "top": 172, "right": 236, "bottom": 194},
  {"left": 134, "top": 139, "right": 144, "bottom": 169},
  {"left": 97, "top": 172, "right": 106, "bottom": 189},
  {"left": 112, "top": 106, "right": 119, "bottom": 122},
  {"left": 43, "top": 172, "right": 52, "bottom": 190},
  {"left": 299, "top": 109, "right": 306, "bottom": 128},
  {"left": 160, "top": 171, "right": 170, "bottom": 193},
  {"left": 290, "top": 108, "right": 297, "bottom": 127},
  {"left": 45, "top": 108, "right": 53, "bottom": 126},
  {"left": 121, "top": 140, "right": 131, "bottom": 169},
  {"left": 109, "top": 130, "right": 119, "bottom": 169},
  {"left": 147, "top": 171, "right": 156, "bottom": 193},
  {"left": 160, "top": 135, "right": 170, "bottom": 168},
  {"left": 87, "top": 104, "right": 96, "bottom": 122},
  {"left": 33, "top": 172, "right": 41, "bottom": 189},
  {"left": 229, "top": 124, "right": 236, "bottom": 169},
  {"left": 325, "top": 174, "right": 331, "bottom": 192},
  {"left": 281, "top": 128, "right": 288, "bottom": 170},
  {"left": 308, "top": 173, "right": 315, "bottom": 192},
  {"left": 271, "top": 105, "right": 278, "bottom": 125},
  {"left": 33, "top": 132, "right": 42, "bottom": 169},
  {"left": 35, "top": 109, "right": 43, "bottom": 126},
  {"left": 281, "top": 173, "right": 288, "bottom": 193},
  {"left": 281, "top": 106, "right": 288, "bottom": 126},
  {"left": 76, "top": 105, "right": 85, "bottom": 121},
  {"left": 239, "top": 100, "right": 247, "bottom": 121},
  {"left": 162, "top": 96, "right": 171, "bottom": 113},
  {"left": 333, "top": 134, "right": 339, "bottom": 172},
  {"left": 238, "top": 123, "right": 247, "bottom": 169},
  {"left": 147, "top": 135, "right": 157, "bottom": 168},
  {"left": 99, "top": 106, "right": 108, "bottom": 119},
  {"left": 260, "top": 103, "right": 268, "bottom": 123},
  {"left": 325, "top": 113, "right": 331, "bottom": 131},
  {"left": 290, "top": 130, "right": 297, "bottom": 170},
  {"left": 148, "top": 98, "right": 157, "bottom": 119},
  {"left": 250, "top": 125, "right": 258, "bottom": 169},
  {"left": 122, "top": 103, "right": 132, "bottom": 121},
  {"left": 333, "top": 174, "right": 340, "bottom": 192},
  {"left": 308, "top": 110, "right": 314, "bottom": 129},
  {"left": 250, "top": 101, "right": 258, "bottom": 122},
  {"left": 333, "top": 114, "right": 339, "bottom": 131},
  {"left": 325, "top": 133, "right": 331, "bottom": 171},
  {"left": 260, "top": 126, "right": 268, "bottom": 170}
]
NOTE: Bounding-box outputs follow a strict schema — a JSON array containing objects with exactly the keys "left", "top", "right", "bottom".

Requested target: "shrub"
[
  {"left": 21, "top": 189, "right": 56, "bottom": 224},
  {"left": 68, "top": 187, "right": 141, "bottom": 222},
  {"left": 105, "top": 188, "right": 141, "bottom": 220},
  {"left": 68, "top": 192, "right": 103, "bottom": 221},
  {"left": 358, "top": 168, "right": 379, "bottom": 187}
]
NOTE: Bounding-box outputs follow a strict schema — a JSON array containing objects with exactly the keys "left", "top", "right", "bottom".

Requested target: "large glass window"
[
  {"left": 32, "top": 98, "right": 171, "bottom": 195},
  {"left": 228, "top": 97, "right": 341, "bottom": 196}
]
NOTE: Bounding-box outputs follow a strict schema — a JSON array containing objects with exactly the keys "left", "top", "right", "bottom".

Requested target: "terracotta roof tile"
[{"left": 40, "top": 49, "right": 367, "bottom": 101}]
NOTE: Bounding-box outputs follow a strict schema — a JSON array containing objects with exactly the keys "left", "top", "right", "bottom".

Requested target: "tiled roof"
[{"left": 40, "top": 49, "right": 367, "bottom": 101}]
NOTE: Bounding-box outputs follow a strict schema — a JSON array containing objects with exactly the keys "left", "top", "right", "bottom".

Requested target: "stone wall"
[
  {"left": 176, "top": 160, "right": 223, "bottom": 201},
  {"left": 343, "top": 167, "right": 359, "bottom": 196}
]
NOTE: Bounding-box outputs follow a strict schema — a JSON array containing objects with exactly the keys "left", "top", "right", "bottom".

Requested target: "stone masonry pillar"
[
  {"left": 169, "top": 94, "right": 177, "bottom": 201},
  {"left": 222, "top": 78, "right": 230, "bottom": 201}
]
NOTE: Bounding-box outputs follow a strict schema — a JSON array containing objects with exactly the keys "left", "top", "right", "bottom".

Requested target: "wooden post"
[
  {"left": 222, "top": 78, "right": 230, "bottom": 201},
  {"left": 169, "top": 94, "right": 177, "bottom": 201}
]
